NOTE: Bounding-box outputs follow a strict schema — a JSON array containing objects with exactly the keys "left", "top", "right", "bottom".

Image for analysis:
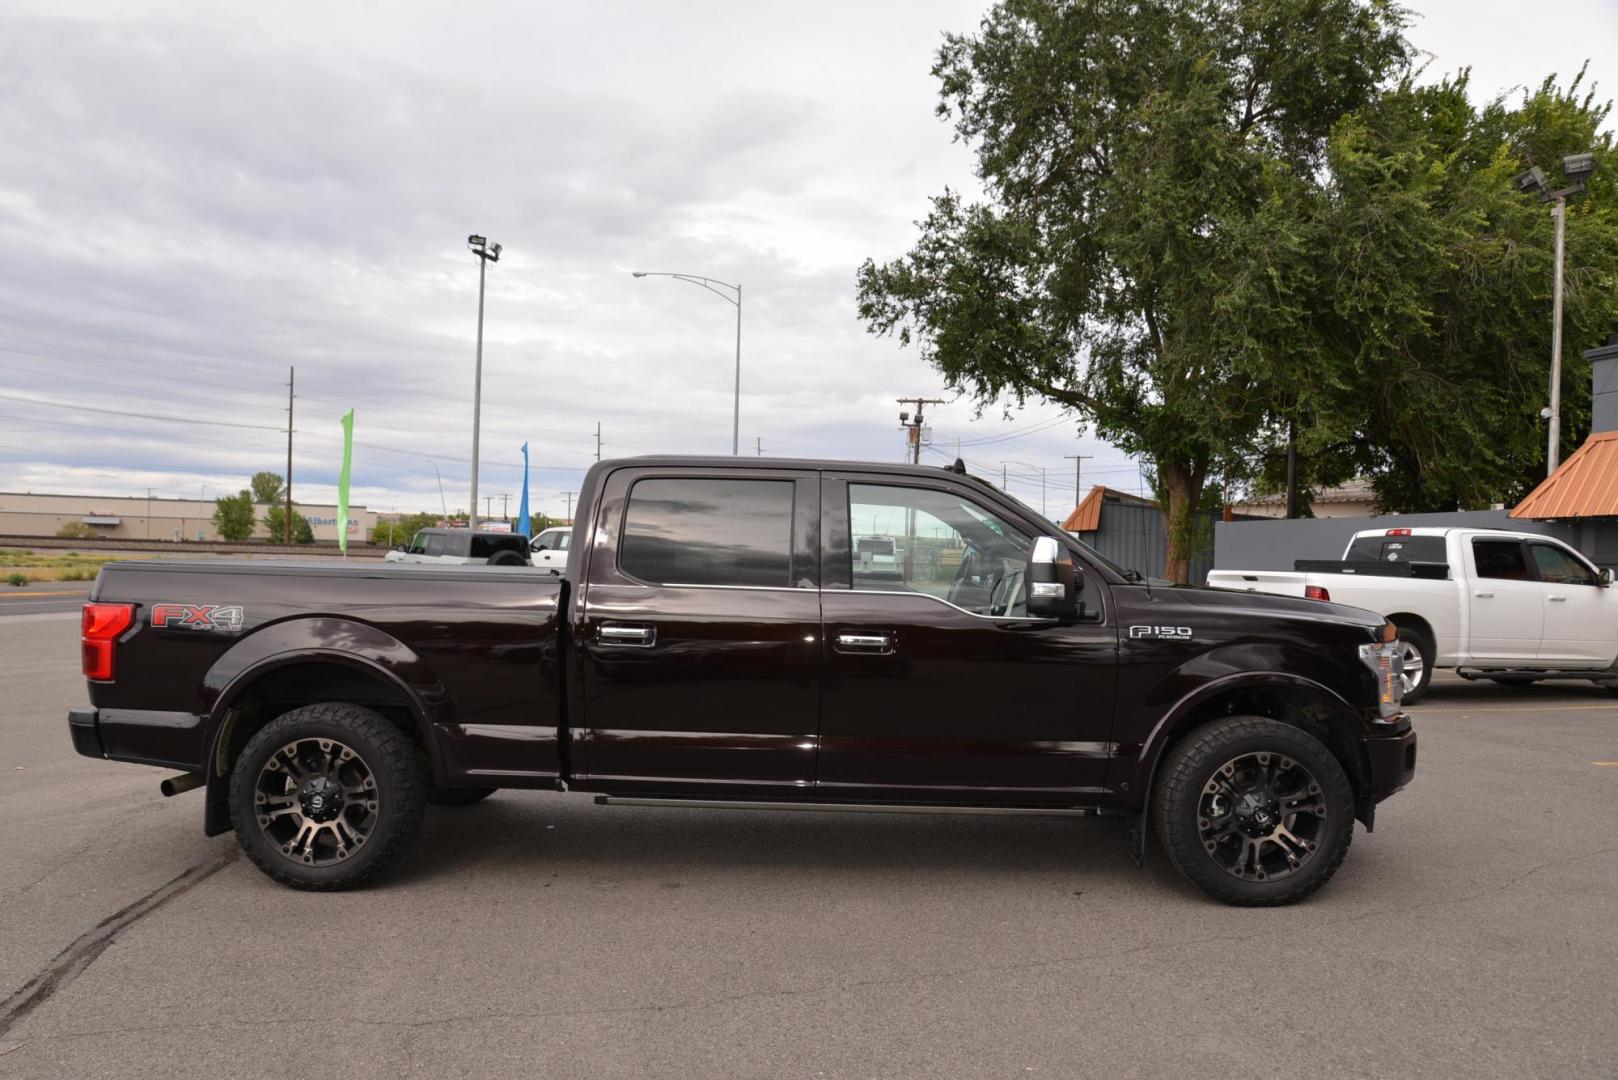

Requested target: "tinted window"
[
  {"left": 470, "top": 534, "right": 525, "bottom": 559},
  {"left": 621, "top": 478, "right": 794, "bottom": 587},
  {"left": 1530, "top": 543, "right": 1596, "bottom": 586},
  {"left": 1344, "top": 535, "right": 1448, "bottom": 563},
  {"left": 849, "top": 484, "right": 1031, "bottom": 610},
  {"left": 407, "top": 531, "right": 429, "bottom": 555},
  {"left": 1472, "top": 539, "right": 1530, "bottom": 580}
]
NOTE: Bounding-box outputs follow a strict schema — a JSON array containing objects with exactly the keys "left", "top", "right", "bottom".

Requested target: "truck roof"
[
  {"left": 603, "top": 454, "right": 981, "bottom": 480},
  {"left": 1349, "top": 526, "right": 1544, "bottom": 538}
]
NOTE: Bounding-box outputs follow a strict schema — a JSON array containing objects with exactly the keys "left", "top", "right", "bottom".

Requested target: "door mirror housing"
[
  {"left": 393, "top": 544, "right": 407, "bottom": 553},
  {"left": 1601, "top": 567, "right": 1614, "bottom": 587},
  {"left": 1025, "top": 536, "right": 1079, "bottom": 619}
]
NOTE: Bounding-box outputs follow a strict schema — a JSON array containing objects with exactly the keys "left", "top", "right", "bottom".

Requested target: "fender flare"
[{"left": 197, "top": 618, "right": 449, "bottom": 835}]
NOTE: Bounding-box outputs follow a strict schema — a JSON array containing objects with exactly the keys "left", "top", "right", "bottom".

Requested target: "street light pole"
[
  {"left": 632, "top": 271, "right": 741, "bottom": 454},
  {"left": 1549, "top": 194, "right": 1567, "bottom": 474},
  {"left": 467, "top": 234, "right": 502, "bottom": 527}
]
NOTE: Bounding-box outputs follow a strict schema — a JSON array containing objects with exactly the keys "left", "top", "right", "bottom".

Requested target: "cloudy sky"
[{"left": 2, "top": 0, "right": 1614, "bottom": 523}]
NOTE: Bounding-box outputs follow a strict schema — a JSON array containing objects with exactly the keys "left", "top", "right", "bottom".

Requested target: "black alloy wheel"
[{"left": 1197, "top": 751, "right": 1326, "bottom": 883}]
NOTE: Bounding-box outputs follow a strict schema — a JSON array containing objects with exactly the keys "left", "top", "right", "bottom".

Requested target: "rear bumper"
[
  {"left": 66, "top": 706, "right": 205, "bottom": 770},
  {"left": 1364, "top": 717, "right": 1418, "bottom": 804},
  {"left": 68, "top": 706, "right": 104, "bottom": 759}
]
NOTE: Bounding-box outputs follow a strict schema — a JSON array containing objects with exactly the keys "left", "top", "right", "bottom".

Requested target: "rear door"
[
  {"left": 573, "top": 466, "right": 822, "bottom": 798},
  {"left": 816, "top": 475, "right": 1117, "bottom": 806},
  {"left": 1529, "top": 540, "right": 1618, "bottom": 665},
  {"left": 1466, "top": 537, "right": 1543, "bottom": 662}
]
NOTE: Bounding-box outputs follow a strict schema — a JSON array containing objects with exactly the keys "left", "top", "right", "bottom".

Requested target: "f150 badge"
[
  {"left": 151, "top": 604, "right": 245, "bottom": 632},
  {"left": 1129, "top": 625, "right": 1192, "bottom": 640}
]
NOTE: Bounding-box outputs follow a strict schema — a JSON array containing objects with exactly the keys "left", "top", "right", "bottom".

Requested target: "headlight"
[{"left": 1358, "top": 623, "right": 1404, "bottom": 720}]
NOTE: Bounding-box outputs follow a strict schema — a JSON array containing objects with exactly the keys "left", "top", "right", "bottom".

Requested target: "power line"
[{"left": 0, "top": 391, "right": 286, "bottom": 431}]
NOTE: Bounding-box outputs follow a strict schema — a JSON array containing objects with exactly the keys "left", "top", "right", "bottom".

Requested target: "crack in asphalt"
[{"left": 0, "top": 846, "right": 237, "bottom": 1040}]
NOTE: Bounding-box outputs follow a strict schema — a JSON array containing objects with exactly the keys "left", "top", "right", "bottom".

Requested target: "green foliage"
[
  {"left": 526, "top": 513, "right": 557, "bottom": 535},
  {"left": 384, "top": 512, "right": 441, "bottom": 548},
  {"left": 7, "top": 573, "right": 28, "bottom": 586},
  {"left": 212, "top": 490, "right": 256, "bottom": 541},
  {"left": 263, "top": 503, "right": 315, "bottom": 544},
  {"left": 250, "top": 471, "right": 286, "bottom": 504},
  {"left": 860, "top": 1, "right": 1618, "bottom": 578},
  {"left": 55, "top": 521, "right": 98, "bottom": 539}
]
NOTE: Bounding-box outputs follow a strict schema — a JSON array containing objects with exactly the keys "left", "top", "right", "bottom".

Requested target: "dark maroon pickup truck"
[{"left": 68, "top": 456, "right": 1416, "bottom": 905}]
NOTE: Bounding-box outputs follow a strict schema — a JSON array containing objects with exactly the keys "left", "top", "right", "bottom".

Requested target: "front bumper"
[{"left": 1364, "top": 714, "right": 1418, "bottom": 804}]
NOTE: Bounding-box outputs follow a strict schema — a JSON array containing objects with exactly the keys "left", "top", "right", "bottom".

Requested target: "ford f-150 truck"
[
  {"left": 68, "top": 456, "right": 1417, "bottom": 906},
  {"left": 1208, "top": 527, "right": 1618, "bottom": 704}
]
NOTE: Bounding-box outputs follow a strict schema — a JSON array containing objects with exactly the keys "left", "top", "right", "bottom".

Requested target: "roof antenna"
[{"left": 948, "top": 457, "right": 968, "bottom": 475}]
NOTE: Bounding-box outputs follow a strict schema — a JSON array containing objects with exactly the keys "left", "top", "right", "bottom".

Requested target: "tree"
[
  {"left": 382, "top": 511, "right": 440, "bottom": 548},
  {"left": 212, "top": 490, "right": 255, "bottom": 541},
  {"left": 263, "top": 504, "right": 314, "bottom": 544},
  {"left": 250, "top": 471, "right": 285, "bottom": 505},
  {"left": 56, "top": 521, "right": 98, "bottom": 539},
  {"left": 527, "top": 512, "right": 556, "bottom": 535},
  {"left": 859, "top": 0, "right": 1414, "bottom": 581}
]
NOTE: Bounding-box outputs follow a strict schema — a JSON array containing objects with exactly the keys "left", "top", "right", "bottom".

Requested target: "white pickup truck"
[{"left": 1207, "top": 527, "right": 1618, "bottom": 703}]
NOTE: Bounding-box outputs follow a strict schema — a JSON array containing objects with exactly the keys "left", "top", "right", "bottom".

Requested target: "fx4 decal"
[
  {"left": 151, "top": 603, "right": 245, "bottom": 633},
  {"left": 1129, "top": 625, "right": 1192, "bottom": 641}
]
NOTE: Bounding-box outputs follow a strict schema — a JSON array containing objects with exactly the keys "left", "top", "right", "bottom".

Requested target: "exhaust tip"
[{"left": 160, "top": 772, "right": 204, "bottom": 797}]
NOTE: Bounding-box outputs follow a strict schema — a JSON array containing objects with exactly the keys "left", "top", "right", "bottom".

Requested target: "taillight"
[
  {"left": 81, "top": 602, "right": 134, "bottom": 680},
  {"left": 1304, "top": 585, "right": 1331, "bottom": 601}
]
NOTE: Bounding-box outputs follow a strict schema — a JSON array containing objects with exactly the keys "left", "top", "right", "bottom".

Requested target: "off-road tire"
[
  {"left": 1397, "top": 627, "right": 1434, "bottom": 705},
  {"left": 427, "top": 785, "right": 497, "bottom": 806},
  {"left": 1153, "top": 716, "right": 1355, "bottom": 906},
  {"left": 230, "top": 703, "right": 426, "bottom": 890},
  {"left": 488, "top": 550, "right": 527, "bottom": 566}
]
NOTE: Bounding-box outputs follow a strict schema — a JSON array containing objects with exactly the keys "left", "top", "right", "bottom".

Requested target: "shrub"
[
  {"left": 6, "top": 573, "right": 27, "bottom": 587},
  {"left": 55, "top": 522, "right": 99, "bottom": 540}
]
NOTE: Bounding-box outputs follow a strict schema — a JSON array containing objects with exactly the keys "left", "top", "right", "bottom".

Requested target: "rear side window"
[
  {"left": 1472, "top": 539, "right": 1530, "bottom": 580},
  {"left": 621, "top": 478, "right": 794, "bottom": 587},
  {"left": 470, "top": 535, "right": 524, "bottom": 559},
  {"left": 1344, "top": 535, "right": 1447, "bottom": 563},
  {"left": 1530, "top": 542, "right": 1596, "bottom": 586}
]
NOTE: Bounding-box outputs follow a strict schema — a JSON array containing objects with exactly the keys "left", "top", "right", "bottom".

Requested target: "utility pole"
[
  {"left": 284, "top": 366, "right": 295, "bottom": 543},
  {"left": 1063, "top": 453, "right": 1093, "bottom": 507},
  {"left": 595, "top": 422, "right": 602, "bottom": 462},
  {"left": 467, "top": 234, "right": 502, "bottom": 531},
  {"left": 755, "top": 436, "right": 764, "bottom": 457},
  {"left": 499, "top": 493, "right": 510, "bottom": 522},
  {"left": 897, "top": 397, "right": 946, "bottom": 464},
  {"left": 561, "top": 490, "right": 575, "bottom": 522},
  {"left": 1548, "top": 195, "right": 1567, "bottom": 474},
  {"left": 146, "top": 487, "right": 153, "bottom": 540},
  {"left": 484, "top": 495, "right": 495, "bottom": 521}
]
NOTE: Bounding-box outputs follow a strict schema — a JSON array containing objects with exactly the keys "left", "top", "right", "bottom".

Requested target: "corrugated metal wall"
[{"left": 1072, "top": 498, "right": 1216, "bottom": 583}]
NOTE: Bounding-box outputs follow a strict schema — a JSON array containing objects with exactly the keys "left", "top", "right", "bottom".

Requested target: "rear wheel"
[
  {"left": 1153, "top": 717, "right": 1355, "bottom": 906},
  {"left": 1395, "top": 627, "right": 1433, "bottom": 705},
  {"left": 230, "top": 703, "right": 426, "bottom": 890}
]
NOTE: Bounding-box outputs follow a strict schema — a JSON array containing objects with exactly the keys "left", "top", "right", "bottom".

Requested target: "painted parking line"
[
  {"left": 1593, "top": 762, "right": 1618, "bottom": 767},
  {"left": 0, "top": 590, "right": 87, "bottom": 601},
  {"left": 1415, "top": 704, "right": 1618, "bottom": 714}
]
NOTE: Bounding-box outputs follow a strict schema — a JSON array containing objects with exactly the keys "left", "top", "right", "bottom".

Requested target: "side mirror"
[
  {"left": 1025, "top": 536, "right": 1078, "bottom": 619},
  {"left": 1602, "top": 568, "right": 1614, "bottom": 587},
  {"left": 394, "top": 544, "right": 407, "bottom": 552}
]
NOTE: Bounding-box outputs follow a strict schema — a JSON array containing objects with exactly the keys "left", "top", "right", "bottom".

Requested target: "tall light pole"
[
  {"left": 632, "top": 271, "right": 741, "bottom": 454},
  {"left": 1515, "top": 153, "right": 1596, "bottom": 476},
  {"left": 427, "top": 460, "right": 448, "bottom": 519},
  {"left": 468, "top": 234, "right": 502, "bottom": 526}
]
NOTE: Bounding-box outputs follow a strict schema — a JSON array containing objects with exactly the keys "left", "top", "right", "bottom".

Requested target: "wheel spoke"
[{"left": 255, "top": 736, "right": 377, "bottom": 868}]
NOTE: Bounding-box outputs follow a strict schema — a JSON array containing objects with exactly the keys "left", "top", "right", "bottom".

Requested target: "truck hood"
[{"left": 1169, "top": 583, "right": 1386, "bottom": 635}]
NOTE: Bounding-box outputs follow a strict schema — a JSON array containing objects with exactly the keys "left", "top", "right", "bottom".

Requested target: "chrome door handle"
[
  {"left": 1474, "top": 591, "right": 1494, "bottom": 598},
  {"left": 599, "top": 624, "right": 655, "bottom": 647},
  {"left": 1548, "top": 595, "right": 1568, "bottom": 602},
  {"left": 836, "top": 631, "right": 894, "bottom": 654}
]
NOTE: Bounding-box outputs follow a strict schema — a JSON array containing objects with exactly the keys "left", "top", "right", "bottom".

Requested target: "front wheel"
[
  {"left": 1153, "top": 717, "right": 1355, "bottom": 906},
  {"left": 229, "top": 703, "right": 426, "bottom": 890}
]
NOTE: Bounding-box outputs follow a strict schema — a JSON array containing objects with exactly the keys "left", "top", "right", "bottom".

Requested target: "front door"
[
  {"left": 575, "top": 468, "right": 822, "bottom": 798},
  {"left": 1466, "top": 537, "right": 1543, "bottom": 662},
  {"left": 1529, "top": 540, "right": 1617, "bottom": 665},
  {"left": 817, "top": 476, "right": 1117, "bottom": 806}
]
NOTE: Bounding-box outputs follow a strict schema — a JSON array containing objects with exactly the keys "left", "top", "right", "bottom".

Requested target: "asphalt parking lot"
[{"left": 1, "top": 613, "right": 1614, "bottom": 1079}]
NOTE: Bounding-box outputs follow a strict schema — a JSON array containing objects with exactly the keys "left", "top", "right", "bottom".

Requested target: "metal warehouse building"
[{"left": 0, "top": 491, "right": 376, "bottom": 545}]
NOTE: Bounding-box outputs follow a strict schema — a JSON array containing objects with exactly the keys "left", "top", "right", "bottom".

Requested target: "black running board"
[{"left": 593, "top": 796, "right": 1095, "bottom": 817}]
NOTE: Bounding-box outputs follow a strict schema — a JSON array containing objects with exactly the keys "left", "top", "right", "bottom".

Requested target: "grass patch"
[
  {"left": 0, "top": 547, "right": 161, "bottom": 582},
  {"left": 6, "top": 573, "right": 27, "bottom": 587}
]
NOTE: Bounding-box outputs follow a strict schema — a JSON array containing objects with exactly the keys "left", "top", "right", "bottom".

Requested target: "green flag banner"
[{"left": 337, "top": 409, "right": 354, "bottom": 554}]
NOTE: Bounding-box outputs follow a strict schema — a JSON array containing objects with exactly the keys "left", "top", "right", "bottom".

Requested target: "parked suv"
[{"left": 384, "top": 528, "right": 531, "bottom": 566}]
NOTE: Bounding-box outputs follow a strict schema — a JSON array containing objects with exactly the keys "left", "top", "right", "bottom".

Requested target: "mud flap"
[{"left": 1125, "top": 810, "right": 1147, "bottom": 866}]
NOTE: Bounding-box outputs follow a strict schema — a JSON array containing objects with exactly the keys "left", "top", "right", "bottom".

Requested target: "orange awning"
[{"left": 1510, "top": 431, "right": 1618, "bottom": 520}]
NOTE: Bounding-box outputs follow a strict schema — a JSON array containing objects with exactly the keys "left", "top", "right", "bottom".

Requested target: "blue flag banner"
[{"left": 517, "top": 442, "right": 531, "bottom": 537}]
